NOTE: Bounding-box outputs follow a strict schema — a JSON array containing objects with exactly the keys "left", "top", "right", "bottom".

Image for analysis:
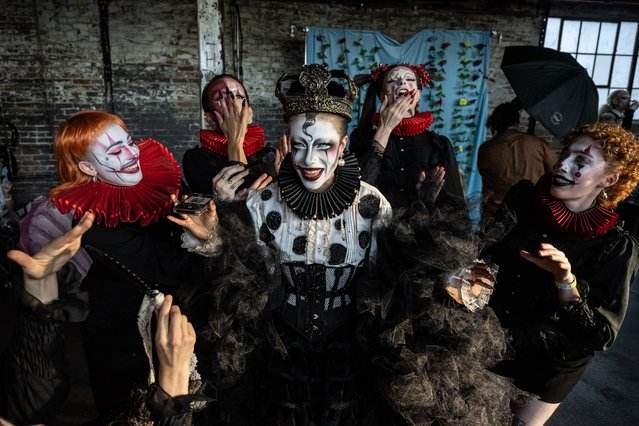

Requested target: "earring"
[
  {"left": 92, "top": 175, "right": 97, "bottom": 183},
  {"left": 337, "top": 156, "right": 345, "bottom": 167},
  {"left": 602, "top": 189, "right": 608, "bottom": 199}
]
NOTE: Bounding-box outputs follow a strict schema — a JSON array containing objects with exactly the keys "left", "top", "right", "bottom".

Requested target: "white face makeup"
[
  {"left": 550, "top": 135, "right": 615, "bottom": 212},
  {"left": 83, "top": 123, "right": 142, "bottom": 186},
  {"left": 289, "top": 113, "right": 346, "bottom": 192},
  {"left": 383, "top": 66, "right": 419, "bottom": 111}
]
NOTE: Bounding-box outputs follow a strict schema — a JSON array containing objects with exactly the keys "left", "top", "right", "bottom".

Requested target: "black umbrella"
[{"left": 501, "top": 45, "right": 598, "bottom": 138}]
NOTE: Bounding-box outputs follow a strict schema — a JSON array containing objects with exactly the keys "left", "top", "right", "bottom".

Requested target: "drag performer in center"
[{"left": 163, "top": 64, "right": 528, "bottom": 425}]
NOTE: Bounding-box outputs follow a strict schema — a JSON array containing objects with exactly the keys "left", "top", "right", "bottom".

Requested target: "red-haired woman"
[
  {"left": 350, "top": 63, "right": 466, "bottom": 210},
  {"left": 1, "top": 110, "right": 201, "bottom": 424},
  {"left": 484, "top": 122, "right": 639, "bottom": 425}
]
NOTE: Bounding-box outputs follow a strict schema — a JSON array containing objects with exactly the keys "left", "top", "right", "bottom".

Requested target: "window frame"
[{"left": 541, "top": 16, "right": 639, "bottom": 109}]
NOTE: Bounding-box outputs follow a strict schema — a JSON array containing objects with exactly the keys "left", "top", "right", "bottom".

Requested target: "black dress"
[
  {"left": 350, "top": 125, "right": 466, "bottom": 210},
  {"left": 152, "top": 156, "right": 528, "bottom": 425},
  {"left": 80, "top": 219, "right": 202, "bottom": 418},
  {"left": 183, "top": 127, "right": 268, "bottom": 194},
  {"left": 484, "top": 178, "right": 639, "bottom": 403}
]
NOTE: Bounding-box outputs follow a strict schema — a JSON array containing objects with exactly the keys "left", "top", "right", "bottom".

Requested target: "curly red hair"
[
  {"left": 50, "top": 110, "right": 128, "bottom": 197},
  {"left": 562, "top": 122, "right": 639, "bottom": 209}
]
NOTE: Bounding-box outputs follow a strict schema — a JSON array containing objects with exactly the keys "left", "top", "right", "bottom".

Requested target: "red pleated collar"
[
  {"left": 372, "top": 111, "right": 434, "bottom": 136},
  {"left": 52, "top": 138, "right": 181, "bottom": 228},
  {"left": 535, "top": 175, "right": 618, "bottom": 238},
  {"left": 199, "top": 126, "right": 265, "bottom": 157}
]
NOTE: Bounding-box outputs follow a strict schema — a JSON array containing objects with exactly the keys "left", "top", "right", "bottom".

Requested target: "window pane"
[
  {"left": 598, "top": 88, "right": 609, "bottom": 113},
  {"left": 611, "top": 56, "right": 632, "bottom": 87},
  {"left": 633, "top": 61, "right": 639, "bottom": 89},
  {"left": 593, "top": 55, "right": 612, "bottom": 85},
  {"left": 560, "top": 20, "right": 581, "bottom": 53},
  {"left": 577, "top": 54, "right": 595, "bottom": 76},
  {"left": 544, "top": 17, "right": 561, "bottom": 49},
  {"left": 616, "top": 22, "right": 637, "bottom": 54},
  {"left": 598, "top": 23, "right": 618, "bottom": 54},
  {"left": 578, "top": 22, "right": 600, "bottom": 53}
]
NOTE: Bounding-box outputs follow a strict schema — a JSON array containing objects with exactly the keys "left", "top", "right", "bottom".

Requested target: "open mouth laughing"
[
  {"left": 297, "top": 167, "right": 324, "bottom": 181},
  {"left": 551, "top": 174, "right": 575, "bottom": 187},
  {"left": 118, "top": 160, "right": 141, "bottom": 174}
]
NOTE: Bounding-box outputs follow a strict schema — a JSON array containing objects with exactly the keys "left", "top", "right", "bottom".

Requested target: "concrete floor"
[{"left": 2, "top": 280, "right": 639, "bottom": 425}]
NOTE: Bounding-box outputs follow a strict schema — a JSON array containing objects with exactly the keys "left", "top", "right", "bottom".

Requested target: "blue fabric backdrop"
[{"left": 305, "top": 27, "right": 490, "bottom": 205}]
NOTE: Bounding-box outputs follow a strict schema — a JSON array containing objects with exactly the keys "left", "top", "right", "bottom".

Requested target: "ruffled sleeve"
[
  {"left": 557, "top": 231, "right": 639, "bottom": 351},
  {"left": 0, "top": 291, "right": 77, "bottom": 425}
]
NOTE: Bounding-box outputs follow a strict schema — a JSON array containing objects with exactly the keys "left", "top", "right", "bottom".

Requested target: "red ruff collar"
[
  {"left": 372, "top": 111, "right": 434, "bottom": 136},
  {"left": 535, "top": 176, "right": 618, "bottom": 238},
  {"left": 52, "top": 138, "right": 181, "bottom": 228},
  {"left": 199, "top": 126, "right": 265, "bottom": 157}
]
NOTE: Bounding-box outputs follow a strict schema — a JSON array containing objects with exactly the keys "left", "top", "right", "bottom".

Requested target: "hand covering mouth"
[
  {"left": 551, "top": 174, "right": 575, "bottom": 186},
  {"left": 297, "top": 167, "right": 324, "bottom": 181}
]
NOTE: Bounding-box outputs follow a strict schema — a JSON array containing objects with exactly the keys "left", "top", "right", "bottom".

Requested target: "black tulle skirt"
[{"left": 259, "top": 314, "right": 371, "bottom": 426}]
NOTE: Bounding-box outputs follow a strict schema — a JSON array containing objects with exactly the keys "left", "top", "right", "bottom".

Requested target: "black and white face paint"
[{"left": 289, "top": 113, "right": 345, "bottom": 192}]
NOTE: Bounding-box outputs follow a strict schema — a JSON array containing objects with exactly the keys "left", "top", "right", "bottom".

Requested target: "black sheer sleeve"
[
  {"left": 430, "top": 133, "right": 467, "bottom": 210},
  {"left": 557, "top": 231, "right": 639, "bottom": 351},
  {"left": 349, "top": 128, "right": 383, "bottom": 186},
  {"left": 0, "top": 290, "right": 77, "bottom": 425},
  {"left": 182, "top": 147, "right": 228, "bottom": 195}
]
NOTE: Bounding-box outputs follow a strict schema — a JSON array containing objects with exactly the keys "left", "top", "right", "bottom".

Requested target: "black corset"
[{"left": 279, "top": 262, "right": 359, "bottom": 341}]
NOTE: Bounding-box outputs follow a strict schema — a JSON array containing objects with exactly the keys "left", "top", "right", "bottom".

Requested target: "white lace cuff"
[
  {"left": 137, "top": 291, "right": 202, "bottom": 388},
  {"left": 180, "top": 229, "right": 223, "bottom": 258},
  {"left": 447, "top": 261, "right": 498, "bottom": 312}
]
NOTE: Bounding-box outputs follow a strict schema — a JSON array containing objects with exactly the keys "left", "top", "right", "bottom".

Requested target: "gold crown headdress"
[{"left": 275, "top": 64, "right": 358, "bottom": 122}]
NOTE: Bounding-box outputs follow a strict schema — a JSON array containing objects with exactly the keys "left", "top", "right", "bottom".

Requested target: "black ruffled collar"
[{"left": 278, "top": 152, "right": 360, "bottom": 220}]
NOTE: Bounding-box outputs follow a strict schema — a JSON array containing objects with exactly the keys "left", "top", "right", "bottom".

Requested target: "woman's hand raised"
[
  {"left": 7, "top": 212, "right": 94, "bottom": 304},
  {"left": 167, "top": 194, "right": 218, "bottom": 241},
  {"left": 155, "top": 294, "right": 196, "bottom": 398}
]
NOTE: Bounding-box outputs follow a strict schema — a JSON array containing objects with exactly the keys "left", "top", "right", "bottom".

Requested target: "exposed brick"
[{"left": 2, "top": 0, "right": 636, "bottom": 206}]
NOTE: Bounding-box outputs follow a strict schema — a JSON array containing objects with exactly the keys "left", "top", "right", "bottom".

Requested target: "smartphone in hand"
[{"left": 173, "top": 193, "right": 213, "bottom": 216}]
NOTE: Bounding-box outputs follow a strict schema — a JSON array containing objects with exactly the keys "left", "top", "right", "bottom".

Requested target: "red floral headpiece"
[{"left": 369, "top": 63, "right": 431, "bottom": 87}]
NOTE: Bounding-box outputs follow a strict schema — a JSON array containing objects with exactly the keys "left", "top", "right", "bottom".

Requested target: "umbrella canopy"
[{"left": 501, "top": 45, "right": 598, "bottom": 138}]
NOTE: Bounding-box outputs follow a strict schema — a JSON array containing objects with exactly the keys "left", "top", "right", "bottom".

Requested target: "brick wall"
[
  {"left": 2, "top": 0, "right": 636, "bottom": 206},
  {"left": 222, "top": 0, "right": 545, "bottom": 146},
  {"left": 0, "top": 0, "right": 200, "bottom": 205}
]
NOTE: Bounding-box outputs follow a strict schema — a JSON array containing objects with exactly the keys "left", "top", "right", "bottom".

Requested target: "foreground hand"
[
  {"left": 7, "top": 212, "right": 94, "bottom": 304},
  {"left": 417, "top": 165, "right": 446, "bottom": 205},
  {"left": 229, "top": 171, "right": 274, "bottom": 202},
  {"left": 155, "top": 294, "right": 196, "bottom": 397},
  {"left": 520, "top": 243, "right": 572, "bottom": 283},
  {"left": 168, "top": 194, "right": 218, "bottom": 240},
  {"left": 446, "top": 259, "right": 497, "bottom": 310},
  {"left": 212, "top": 165, "right": 249, "bottom": 202}
]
